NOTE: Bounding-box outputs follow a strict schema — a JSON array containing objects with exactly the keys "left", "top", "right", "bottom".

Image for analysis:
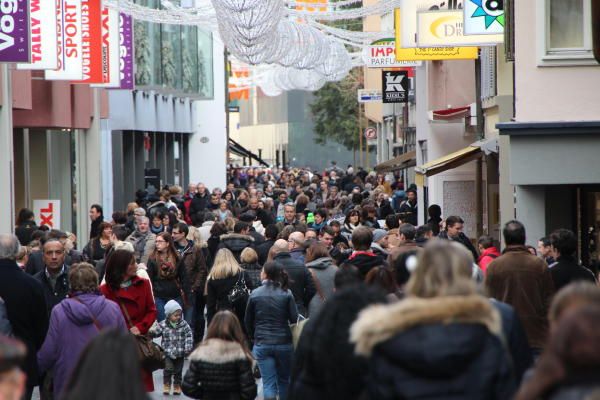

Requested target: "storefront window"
[
  {"left": 197, "top": 30, "right": 214, "bottom": 98},
  {"left": 161, "top": 24, "right": 182, "bottom": 90},
  {"left": 181, "top": 26, "right": 199, "bottom": 93}
]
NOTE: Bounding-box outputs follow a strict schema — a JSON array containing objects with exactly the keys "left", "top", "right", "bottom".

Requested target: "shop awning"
[
  {"left": 375, "top": 150, "right": 417, "bottom": 173},
  {"left": 228, "top": 138, "right": 269, "bottom": 167},
  {"left": 428, "top": 104, "right": 475, "bottom": 123},
  {"left": 415, "top": 138, "right": 498, "bottom": 186}
]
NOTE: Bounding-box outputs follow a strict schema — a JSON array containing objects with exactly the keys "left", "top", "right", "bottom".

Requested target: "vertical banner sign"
[
  {"left": 92, "top": 7, "right": 119, "bottom": 87},
  {"left": 45, "top": 0, "right": 83, "bottom": 80},
  {"left": 33, "top": 200, "right": 61, "bottom": 229},
  {"left": 382, "top": 70, "right": 408, "bottom": 104},
  {"left": 119, "top": 13, "right": 133, "bottom": 89},
  {"left": 72, "top": 0, "right": 103, "bottom": 83},
  {"left": 464, "top": 0, "right": 505, "bottom": 35},
  {"left": 0, "top": 0, "right": 30, "bottom": 62},
  {"left": 17, "top": 0, "right": 58, "bottom": 69}
]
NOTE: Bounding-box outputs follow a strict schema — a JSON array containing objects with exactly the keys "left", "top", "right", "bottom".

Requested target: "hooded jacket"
[
  {"left": 37, "top": 293, "right": 127, "bottom": 398},
  {"left": 346, "top": 251, "right": 385, "bottom": 280},
  {"left": 478, "top": 246, "right": 500, "bottom": 274},
  {"left": 218, "top": 234, "right": 255, "bottom": 263},
  {"left": 351, "top": 295, "right": 517, "bottom": 400},
  {"left": 306, "top": 257, "right": 338, "bottom": 317}
]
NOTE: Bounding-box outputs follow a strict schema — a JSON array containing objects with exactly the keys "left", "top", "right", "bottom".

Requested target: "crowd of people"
[{"left": 0, "top": 163, "right": 599, "bottom": 400}]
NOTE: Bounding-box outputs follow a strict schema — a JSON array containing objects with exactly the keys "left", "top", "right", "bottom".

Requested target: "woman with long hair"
[
  {"left": 100, "top": 250, "right": 157, "bottom": 392},
  {"left": 61, "top": 329, "right": 150, "bottom": 400},
  {"left": 350, "top": 240, "right": 517, "bottom": 399},
  {"left": 182, "top": 311, "right": 257, "bottom": 400},
  {"left": 341, "top": 209, "right": 362, "bottom": 241},
  {"left": 83, "top": 221, "right": 113, "bottom": 265},
  {"left": 206, "top": 248, "right": 254, "bottom": 326},
  {"left": 245, "top": 262, "right": 298, "bottom": 400},
  {"left": 147, "top": 232, "right": 185, "bottom": 322},
  {"left": 305, "top": 243, "right": 338, "bottom": 317}
]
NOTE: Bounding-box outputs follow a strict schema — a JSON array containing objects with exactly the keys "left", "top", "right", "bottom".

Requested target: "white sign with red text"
[
  {"left": 362, "top": 41, "right": 422, "bottom": 68},
  {"left": 33, "top": 200, "right": 61, "bottom": 230},
  {"left": 16, "top": 0, "right": 58, "bottom": 70},
  {"left": 45, "top": 0, "right": 83, "bottom": 80}
]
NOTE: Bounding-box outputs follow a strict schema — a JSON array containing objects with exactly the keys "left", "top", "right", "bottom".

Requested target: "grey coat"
[{"left": 306, "top": 257, "right": 338, "bottom": 317}]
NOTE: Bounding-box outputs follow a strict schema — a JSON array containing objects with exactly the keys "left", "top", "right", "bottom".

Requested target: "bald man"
[{"left": 288, "top": 231, "right": 306, "bottom": 264}]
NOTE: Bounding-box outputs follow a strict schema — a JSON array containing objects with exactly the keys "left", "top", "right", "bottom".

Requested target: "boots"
[
  {"left": 163, "top": 383, "right": 171, "bottom": 395},
  {"left": 173, "top": 384, "right": 182, "bottom": 396}
]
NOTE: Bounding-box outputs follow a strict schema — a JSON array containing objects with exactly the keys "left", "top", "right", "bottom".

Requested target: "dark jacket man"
[
  {"left": 256, "top": 239, "right": 276, "bottom": 266},
  {"left": 189, "top": 192, "right": 210, "bottom": 216},
  {"left": 273, "top": 252, "right": 316, "bottom": 317},
  {"left": 550, "top": 256, "right": 596, "bottom": 291},
  {"left": 25, "top": 247, "right": 84, "bottom": 275},
  {"left": 438, "top": 231, "right": 479, "bottom": 262},
  {"left": 217, "top": 233, "right": 255, "bottom": 263},
  {"left": 34, "top": 265, "right": 70, "bottom": 316}
]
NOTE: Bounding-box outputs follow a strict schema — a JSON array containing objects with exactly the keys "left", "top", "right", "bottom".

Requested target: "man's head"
[
  {"left": 372, "top": 229, "right": 389, "bottom": 248},
  {"left": 503, "top": 220, "right": 526, "bottom": 246},
  {"left": 399, "top": 223, "right": 416, "bottom": 243},
  {"left": 538, "top": 236, "right": 553, "bottom": 258},
  {"left": 111, "top": 225, "right": 130, "bottom": 242},
  {"left": 352, "top": 227, "right": 373, "bottom": 251},
  {"left": 477, "top": 235, "right": 495, "bottom": 253},
  {"left": 445, "top": 216, "right": 465, "bottom": 239},
  {"left": 89, "top": 204, "right": 103, "bottom": 221},
  {"left": 264, "top": 224, "right": 279, "bottom": 241},
  {"left": 550, "top": 229, "right": 577, "bottom": 258},
  {"left": 284, "top": 204, "right": 296, "bottom": 222},
  {"left": 0, "top": 234, "right": 20, "bottom": 261},
  {"left": 278, "top": 192, "right": 288, "bottom": 204},
  {"left": 319, "top": 181, "right": 328, "bottom": 192},
  {"left": 204, "top": 212, "right": 218, "bottom": 223},
  {"left": 172, "top": 223, "right": 189, "bottom": 244},
  {"left": 329, "top": 220, "right": 341, "bottom": 235},
  {"left": 305, "top": 229, "right": 317, "bottom": 241},
  {"left": 43, "top": 239, "right": 65, "bottom": 272},
  {"left": 187, "top": 183, "right": 196, "bottom": 194},
  {"left": 249, "top": 196, "right": 259, "bottom": 210},
  {"left": 407, "top": 189, "right": 417, "bottom": 203},
  {"left": 234, "top": 221, "right": 250, "bottom": 235},
  {"left": 137, "top": 216, "right": 150, "bottom": 233},
  {"left": 319, "top": 226, "right": 335, "bottom": 248},
  {"left": 196, "top": 183, "right": 206, "bottom": 195},
  {"left": 210, "top": 194, "right": 219, "bottom": 205},
  {"left": 416, "top": 225, "right": 433, "bottom": 241},
  {"left": 288, "top": 231, "right": 305, "bottom": 251},
  {"left": 273, "top": 239, "right": 289, "bottom": 254}
]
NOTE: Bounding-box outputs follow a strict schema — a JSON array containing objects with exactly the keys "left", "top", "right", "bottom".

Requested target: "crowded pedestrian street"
[{"left": 1, "top": 1, "right": 600, "bottom": 400}]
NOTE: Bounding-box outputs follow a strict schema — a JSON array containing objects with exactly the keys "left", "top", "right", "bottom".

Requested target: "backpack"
[{"left": 0, "top": 297, "right": 13, "bottom": 336}]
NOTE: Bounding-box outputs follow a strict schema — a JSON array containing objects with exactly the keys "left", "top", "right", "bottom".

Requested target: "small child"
[{"left": 150, "top": 300, "right": 193, "bottom": 396}]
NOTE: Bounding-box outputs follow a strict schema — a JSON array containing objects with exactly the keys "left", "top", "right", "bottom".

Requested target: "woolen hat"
[
  {"left": 372, "top": 229, "right": 388, "bottom": 243},
  {"left": 164, "top": 300, "right": 182, "bottom": 317}
]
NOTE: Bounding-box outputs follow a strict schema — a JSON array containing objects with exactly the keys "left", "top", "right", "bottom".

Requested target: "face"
[
  {"left": 219, "top": 202, "right": 228, "bottom": 211},
  {"left": 408, "top": 192, "right": 417, "bottom": 202},
  {"left": 447, "top": 222, "right": 463, "bottom": 238},
  {"left": 330, "top": 187, "right": 338, "bottom": 196},
  {"left": 89, "top": 207, "right": 100, "bottom": 221},
  {"left": 102, "top": 226, "right": 113, "bottom": 238},
  {"left": 350, "top": 214, "right": 359, "bottom": 224},
  {"left": 188, "top": 183, "right": 196, "bottom": 193},
  {"left": 225, "top": 192, "right": 232, "bottom": 201},
  {"left": 315, "top": 214, "right": 324, "bottom": 224},
  {"left": 284, "top": 206, "right": 296, "bottom": 221},
  {"left": 331, "top": 224, "right": 340, "bottom": 234},
  {"left": 249, "top": 198, "right": 259, "bottom": 209},
  {"left": 538, "top": 241, "right": 551, "bottom": 257},
  {"left": 379, "top": 235, "right": 389, "bottom": 248},
  {"left": 162, "top": 215, "right": 170, "bottom": 226},
  {"left": 43, "top": 242, "right": 65, "bottom": 271},
  {"left": 172, "top": 228, "right": 185, "bottom": 243},
  {"left": 305, "top": 231, "right": 317, "bottom": 240},
  {"left": 125, "top": 257, "right": 137, "bottom": 279},
  {"left": 258, "top": 201, "right": 265, "bottom": 209},
  {"left": 211, "top": 195, "right": 219, "bottom": 205},
  {"left": 227, "top": 183, "right": 234, "bottom": 191},
  {"left": 197, "top": 184, "right": 206, "bottom": 194},
  {"left": 176, "top": 209, "right": 183, "bottom": 220},
  {"left": 320, "top": 182, "right": 327, "bottom": 191},
  {"left": 213, "top": 189, "right": 222, "bottom": 197},
  {"left": 279, "top": 193, "right": 287, "bottom": 203},
  {"left": 155, "top": 236, "right": 169, "bottom": 252},
  {"left": 152, "top": 217, "right": 162, "bottom": 228},
  {"left": 321, "top": 232, "right": 334, "bottom": 248},
  {"left": 138, "top": 219, "right": 149, "bottom": 233},
  {"left": 169, "top": 310, "right": 182, "bottom": 323}
]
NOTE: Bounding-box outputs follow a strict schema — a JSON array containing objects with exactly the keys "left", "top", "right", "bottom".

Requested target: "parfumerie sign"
[{"left": 0, "top": 0, "right": 30, "bottom": 62}]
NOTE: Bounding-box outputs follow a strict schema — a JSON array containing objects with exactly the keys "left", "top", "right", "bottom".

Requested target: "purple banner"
[
  {"left": 119, "top": 13, "right": 134, "bottom": 89},
  {"left": 0, "top": 0, "right": 30, "bottom": 62}
]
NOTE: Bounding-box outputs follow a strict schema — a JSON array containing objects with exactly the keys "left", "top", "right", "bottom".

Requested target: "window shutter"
[{"left": 480, "top": 47, "right": 497, "bottom": 100}]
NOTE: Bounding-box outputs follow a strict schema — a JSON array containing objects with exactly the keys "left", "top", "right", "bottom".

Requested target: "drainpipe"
[{"left": 475, "top": 54, "right": 484, "bottom": 238}]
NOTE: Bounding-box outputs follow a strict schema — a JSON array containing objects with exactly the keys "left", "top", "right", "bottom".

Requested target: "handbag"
[
  {"left": 227, "top": 272, "right": 250, "bottom": 308},
  {"left": 118, "top": 300, "right": 165, "bottom": 372},
  {"left": 290, "top": 314, "right": 308, "bottom": 349}
]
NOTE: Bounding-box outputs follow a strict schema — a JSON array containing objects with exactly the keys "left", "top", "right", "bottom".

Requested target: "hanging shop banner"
[
  {"left": 417, "top": 10, "right": 504, "bottom": 47},
  {"left": 394, "top": 9, "right": 479, "bottom": 61},
  {"left": 45, "top": 0, "right": 83, "bottom": 80},
  {"left": 382, "top": 70, "right": 408, "bottom": 104},
  {"left": 16, "top": 0, "right": 57, "bottom": 69},
  {"left": 118, "top": 13, "right": 134, "bottom": 89},
  {"left": 464, "top": 0, "right": 505, "bottom": 35},
  {"left": 72, "top": 0, "right": 103, "bottom": 83},
  {"left": 399, "top": 0, "right": 466, "bottom": 48},
  {"left": 362, "top": 39, "right": 422, "bottom": 68},
  {"left": 33, "top": 200, "right": 61, "bottom": 229},
  {"left": 92, "top": 7, "right": 120, "bottom": 87},
  {"left": 0, "top": 0, "right": 30, "bottom": 62}
]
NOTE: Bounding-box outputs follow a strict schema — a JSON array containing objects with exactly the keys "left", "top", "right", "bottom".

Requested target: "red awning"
[{"left": 431, "top": 106, "right": 471, "bottom": 121}]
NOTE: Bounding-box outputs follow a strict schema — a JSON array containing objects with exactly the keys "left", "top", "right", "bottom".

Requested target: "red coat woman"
[{"left": 100, "top": 249, "right": 157, "bottom": 392}]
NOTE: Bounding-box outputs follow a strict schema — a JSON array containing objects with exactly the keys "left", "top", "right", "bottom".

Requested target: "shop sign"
[
  {"left": 17, "top": 0, "right": 57, "bottom": 69},
  {"left": 92, "top": 7, "right": 120, "bottom": 87},
  {"left": 0, "top": 0, "right": 30, "bottom": 62},
  {"left": 362, "top": 39, "right": 422, "bottom": 68},
  {"left": 33, "top": 200, "right": 61, "bottom": 229},
  {"left": 382, "top": 70, "right": 408, "bottom": 104},
  {"left": 464, "top": 0, "right": 505, "bottom": 35},
  {"left": 45, "top": 0, "right": 83, "bottom": 80},
  {"left": 118, "top": 13, "right": 134, "bottom": 89},
  {"left": 394, "top": 9, "right": 479, "bottom": 61},
  {"left": 358, "top": 89, "right": 382, "bottom": 103},
  {"left": 416, "top": 10, "right": 504, "bottom": 47},
  {"left": 72, "top": 0, "right": 103, "bottom": 83},
  {"left": 398, "top": 0, "right": 465, "bottom": 49}
]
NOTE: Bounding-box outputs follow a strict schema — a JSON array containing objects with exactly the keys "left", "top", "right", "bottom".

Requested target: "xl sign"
[
  {"left": 33, "top": 200, "right": 61, "bottom": 229},
  {"left": 0, "top": 0, "right": 30, "bottom": 62}
]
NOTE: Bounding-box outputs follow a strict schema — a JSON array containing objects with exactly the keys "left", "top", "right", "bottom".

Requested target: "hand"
[{"left": 130, "top": 326, "right": 141, "bottom": 335}]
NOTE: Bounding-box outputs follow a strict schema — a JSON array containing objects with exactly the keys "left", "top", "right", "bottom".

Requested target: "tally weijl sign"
[
  {"left": 0, "top": 0, "right": 30, "bottom": 62},
  {"left": 45, "top": 0, "right": 83, "bottom": 80},
  {"left": 17, "top": 0, "right": 58, "bottom": 69}
]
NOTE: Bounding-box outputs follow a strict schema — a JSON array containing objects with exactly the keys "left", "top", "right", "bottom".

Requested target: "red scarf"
[{"left": 349, "top": 250, "right": 376, "bottom": 260}]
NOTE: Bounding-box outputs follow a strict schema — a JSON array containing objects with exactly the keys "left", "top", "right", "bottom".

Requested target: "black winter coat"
[
  {"left": 346, "top": 252, "right": 386, "bottom": 280},
  {"left": 550, "top": 255, "right": 596, "bottom": 292},
  {"left": 351, "top": 295, "right": 517, "bottom": 400},
  {"left": 273, "top": 252, "right": 316, "bottom": 317},
  {"left": 217, "top": 234, "right": 255, "bottom": 263},
  {"left": 182, "top": 338, "right": 257, "bottom": 400},
  {"left": 240, "top": 262, "right": 262, "bottom": 289},
  {"left": 438, "top": 230, "right": 479, "bottom": 262},
  {"left": 34, "top": 266, "right": 70, "bottom": 316},
  {"left": 206, "top": 271, "right": 255, "bottom": 325},
  {"left": 0, "top": 259, "right": 49, "bottom": 387},
  {"left": 255, "top": 239, "right": 275, "bottom": 266},
  {"left": 189, "top": 193, "right": 210, "bottom": 216},
  {"left": 15, "top": 220, "right": 37, "bottom": 245}
]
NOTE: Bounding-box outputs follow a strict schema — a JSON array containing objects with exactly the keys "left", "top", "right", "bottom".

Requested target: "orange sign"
[
  {"left": 229, "top": 69, "right": 249, "bottom": 101},
  {"left": 295, "top": 0, "right": 327, "bottom": 12},
  {"left": 73, "top": 0, "right": 103, "bottom": 83}
]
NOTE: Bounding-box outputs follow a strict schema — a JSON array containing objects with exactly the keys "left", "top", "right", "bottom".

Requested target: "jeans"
[
  {"left": 164, "top": 357, "right": 185, "bottom": 386},
  {"left": 184, "top": 290, "right": 206, "bottom": 344},
  {"left": 155, "top": 296, "right": 183, "bottom": 322},
  {"left": 253, "top": 343, "right": 293, "bottom": 400}
]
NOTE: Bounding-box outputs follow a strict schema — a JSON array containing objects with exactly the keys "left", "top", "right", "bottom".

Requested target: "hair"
[
  {"left": 204, "top": 212, "right": 218, "bottom": 222},
  {"left": 150, "top": 232, "right": 179, "bottom": 262},
  {"left": 548, "top": 282, "right": 600, "bottom": 326},
  {"left": 416, "top": 224, "right": 432, "bottom": 239},
  {"left": 263, "top": 261, "right": 289, "bottom": 291},
  {"left": 111, "top": 212, "right": 128, "bottom": 225},
  {"left": 315, "top": 209, "right": 328, "bottom": 220},
  {"left": 90, "top": 204, "right": 103, "bottom": 215},
  {"left": 112, "top": 241, "right": 134, "bottom": 253},
  {"left": 104, "top": 250, "right": 136, "bottom": 290},
  {"left": 539, "top": 236, "right": 551, "bottom": 247},
  {"left": 62, "top": 330, "right": 148, "bottom": 400},
  {"left": 385, "top": 214, "right": 400, "bottom": 230},
  {"left": 365, "top": 266, "right": 397, "bottom": 294},
  {"left": 95, "top": 222, "right": 113, "bottom": 240},
  {"left": 329, "top": 220, "right": 341, "bottom": 228},
  {"left": 204, "top": 310, "right": 252, "bottom": 361},
  {"left": 48, "top": 229, "right": 68, "bottom": 240},
  {"left": 209, "top": 249, "right": 242, "bottom": 280},
  {"left": 15, "top": 245, "right": 28, "bottom": 262},
  {"left": 478, "top": 235, "right": 495, "bottom": 249},
  {"left": 69, "top": 263, "right": 99, "bottom": 293},
  {"left": 264, "top": 224, "right": 280, "bottom": 240},
  {"left": 428, "top": 204, "right": 442, "bottom": 219},
  {"left": 224, "top": 217, "right": 236, "bottom": 232},
  {"left": 0, "top": 335, "right": 26, "bottom": 374},
  {"left": 16, "top": 208, "right": 34, "bottom": 226},
  {"left": 344, "top": 209, "right": 361, "bottom": 226},
  {"left": 391, "top": 249, "right": 419, "bottom": 286},
  {"left": 549, "top": 229, "right": 577, "bottom": 257},
  {"left": 398, "top": 223, "right": 416, "bottom": 241},
  {"left": 445, "top": 215, "right": 464, "bottom": 228},
  {"left": 240, "top": 247, "right": 258, "bottom": 264},
  {"left": 305, "top": 242, "right": 331, "bottom": 263},
  {"left": 334, "top": 263, "right": 362, "bottom": 289},
  {"left": 111, "top": 225, "right": 129, "bottom": 241},
  {"left": 210, "top": 222, "right": 228, "bottom": 237},
  {"left": 320, "top": 225, "right": 335, "bottom": 237},
  {"left": 351, "top": 227, "right": 373, "bottom": 251},
  {"left": 234, "top": 221, "right": 250, "bottom": 234},
  {"left": 406, "top": 239, "right": 476, "bottom": 298},
  {"left": 503, "top": 220, "right": 526, "bottom": 246},
  {"left": 0, "top": 234, "right": 20, "bottom": 260},
  {"left": 173, "top": 222, "right": 189, "bottom": 236},
  {"left": 514, "top": 305, "right": 600, "bottom": 400}
]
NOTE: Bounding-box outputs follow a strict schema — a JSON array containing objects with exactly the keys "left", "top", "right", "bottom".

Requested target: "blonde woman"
[{"left": 206, "top": 249, "right": 255, "bottom": 327}]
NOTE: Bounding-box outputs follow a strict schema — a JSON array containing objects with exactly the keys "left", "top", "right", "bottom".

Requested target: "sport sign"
[
  {"left": 45, "top": 0, "right": 83, "bottom": 80},
  {"left": 0, "top": 0, "right": 30, "bottom": 62}
]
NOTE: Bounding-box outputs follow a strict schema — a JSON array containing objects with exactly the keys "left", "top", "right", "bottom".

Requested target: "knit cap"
[
  {"left": 164, "top": 300, "right": 182, "bottom": 317},
  {"left": 372, "top": 229, "right": 388, "bottom": 243}
]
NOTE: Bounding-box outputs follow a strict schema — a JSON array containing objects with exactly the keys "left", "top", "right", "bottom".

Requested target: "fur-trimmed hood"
[
  {"left": 351, "top": 295, "right": 502, "bottom": 359},
  {"left": 190, "top": 339, "right": 249, "bottom": 364},
  {"left": 220, "top": 233, "right": 254, "bottom": 253}
]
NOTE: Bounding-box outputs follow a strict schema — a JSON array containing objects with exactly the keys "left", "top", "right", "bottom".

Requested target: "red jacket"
[
  {"left": 478, "top": 247, "right": 500, "bottom": 274},
  {"left": 100, "top": 276, "right": 157, "bottom": 391}
]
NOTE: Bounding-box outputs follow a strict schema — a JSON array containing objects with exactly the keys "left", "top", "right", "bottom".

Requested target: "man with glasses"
[{"left": 33, "top": 239, "right": 70, "bottom": 316}]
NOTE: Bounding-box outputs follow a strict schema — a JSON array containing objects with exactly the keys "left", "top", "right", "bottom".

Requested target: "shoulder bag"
[{"left": 227, "top": 271, "right": 250, "bottom": 309}]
